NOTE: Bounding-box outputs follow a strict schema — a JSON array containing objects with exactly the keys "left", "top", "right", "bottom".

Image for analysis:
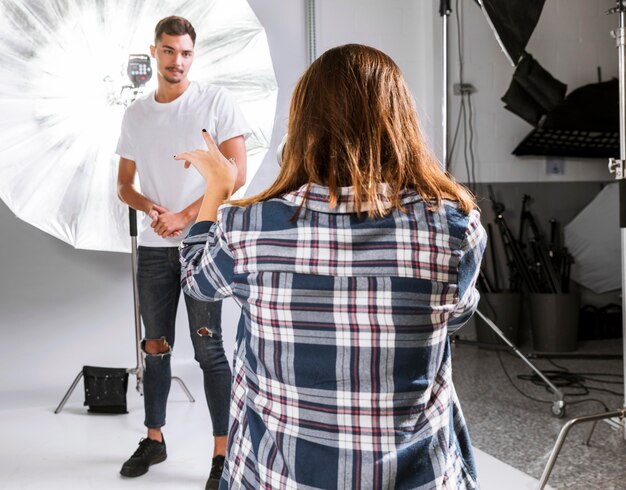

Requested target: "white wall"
[
  {"left": 447, "top": 0, "right": 618, "bottom": 183},
  {"left": 247, "top": 0, "right": 441, "bottom": 194},
  {"left": 315, "top": 0, "right": 441, "bottom": 161},
  {"left": 0, "top": 0, "right": 617, "bottom": 399}
]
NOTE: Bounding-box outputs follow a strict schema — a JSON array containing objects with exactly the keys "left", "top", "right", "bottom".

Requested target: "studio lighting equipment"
[
  {"left": 539, "top": 3, "right": 626, "bottom": 486},
  {"left": 441, "top": 0, "right": 567, "bottom": 419},
  {"left": 473, "top": 0, "right": 546, "bottom": 66},
  {"left": 0, "top": 0, "right": 277, "bottom": 412},
  {"left": 454, "top": 0, "right": 626, "bottom": 486},
  {"left": 127, "top": 54, "right": 152, "bottom": 88},
  {"left": 0, "top": 0, "right": 277, "bottom": 252},
  {"left": 473, "top": 0, "right": 619, "bottom": 160}
]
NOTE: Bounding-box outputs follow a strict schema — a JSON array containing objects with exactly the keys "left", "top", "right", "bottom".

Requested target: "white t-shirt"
[{"left": 116, "top": 81, "right": 249, "bottom": 247}]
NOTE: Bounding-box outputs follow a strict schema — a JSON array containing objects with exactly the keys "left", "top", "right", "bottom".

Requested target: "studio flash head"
[{"left": 126, "top": 54, "right": 152, "bottom": 88}]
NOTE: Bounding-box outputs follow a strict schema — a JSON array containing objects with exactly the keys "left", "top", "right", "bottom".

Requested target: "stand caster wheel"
[{"left": 551, "top": 402, "right": 566, "bottom": 418}]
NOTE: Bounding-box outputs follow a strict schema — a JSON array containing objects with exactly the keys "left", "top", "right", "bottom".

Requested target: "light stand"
[
  {"left": 440, "top": 0, "right": 451, "bottom": 167},
  {"left": 55, "top": 54, "right": 196, "bottom": 413},
  {"left": 443, "top": 0, "right": 566, "bottom": 418},
  {"left": 537, "top": 2, "right": 626, "bottom": 487},
  {"left": 474, "top": 311, "right": 565, "bottom": 417},
  {"left": 128, "top": 207, "right": 144, "bottom": 394},
  {"left": 54, "top": 209, "right": 195, "bottom": 413}
]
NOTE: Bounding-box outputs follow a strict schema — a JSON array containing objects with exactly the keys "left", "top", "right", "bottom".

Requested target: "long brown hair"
[{"left": 231, "top": 43, "right": 475, "bottom": 216}]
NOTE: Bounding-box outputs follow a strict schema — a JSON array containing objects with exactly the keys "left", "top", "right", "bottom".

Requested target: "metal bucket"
[{"left": 529, "top": 292, "right": 580, "bottom": 352}]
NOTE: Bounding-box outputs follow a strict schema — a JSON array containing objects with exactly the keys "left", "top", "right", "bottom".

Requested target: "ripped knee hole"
[
  {"left": 197, "top": 327, "right": 214, "bottom": 337},
  {"left": 142, "top": 338, "right": 171, "bottom": 355}
]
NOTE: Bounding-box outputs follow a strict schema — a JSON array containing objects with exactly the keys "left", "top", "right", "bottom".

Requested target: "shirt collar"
[{"left": 281, "top": 183, "right": 422, "bottom": 214}]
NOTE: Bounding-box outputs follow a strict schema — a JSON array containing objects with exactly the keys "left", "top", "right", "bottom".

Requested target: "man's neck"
[{"left": 154, "top": 79, "right": 191, "bottom": 103}]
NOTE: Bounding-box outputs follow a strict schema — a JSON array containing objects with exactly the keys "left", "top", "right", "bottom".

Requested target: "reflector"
[
  {"left": 565, "top": 183, "right": 620, "bottom": 294},
  {"left": 0, "top": 0, "right": 277, "bottom": 252}
]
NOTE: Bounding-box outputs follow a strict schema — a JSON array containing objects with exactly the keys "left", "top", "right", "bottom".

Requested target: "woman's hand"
[{"left": 174, "top": 129, "right": 238, "bottom": 195}]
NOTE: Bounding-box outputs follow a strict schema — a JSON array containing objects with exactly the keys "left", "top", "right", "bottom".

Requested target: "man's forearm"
[
  {"left": 179, "top": 196, "right": 204, "bottom": 225},
  {"left": 218, "top": 136, "right": 247, "bottom": 192},
  {"left": 118, "top": 184, "right": 154, "bottom": 214}
]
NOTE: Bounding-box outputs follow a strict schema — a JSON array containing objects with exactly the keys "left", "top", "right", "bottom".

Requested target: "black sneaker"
[
  {"left": 120, "top": 437, "right": 167, "bottom": 477},
  {"left": 206, "top": 455, "right": 225, "bottom": 490}
]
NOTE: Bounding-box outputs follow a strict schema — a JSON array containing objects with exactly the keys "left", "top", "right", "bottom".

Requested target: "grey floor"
[{"left": 452, "top": 337, "right": 626, "bottom": 490}]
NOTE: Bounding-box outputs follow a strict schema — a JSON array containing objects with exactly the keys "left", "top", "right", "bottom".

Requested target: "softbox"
[
  {"left": 513, "top": 79, "right": 619, "bottom": 158},
  {"left": 501, "top": 54, "right": 567, "bottom": 126},
  {"left": 474, "top": 0, "right": 546, "bottom": 65}
]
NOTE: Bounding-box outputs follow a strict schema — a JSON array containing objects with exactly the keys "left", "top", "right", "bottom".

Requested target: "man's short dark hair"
[{"left": 154, "top": 16, "right": 196, "bottom": 45}]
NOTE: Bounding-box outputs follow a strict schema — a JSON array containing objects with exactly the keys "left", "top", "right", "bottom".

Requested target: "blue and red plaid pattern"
[{"left": 180, "top": 184, "right": 486, "bottom": 489}]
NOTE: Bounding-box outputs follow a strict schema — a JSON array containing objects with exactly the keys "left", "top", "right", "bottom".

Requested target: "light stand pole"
[
  {"left": 613, "top": 1, "right": 626, "bottom": 441},
  {"left": 440, "top": 0, "right": 451, "bottom": 168},
  {"left": 126, "top": 208, "right": 195, "bottom": 400},
  {"left": 128, "top": 208, "right": 145, "bottom": 394},
  {"left": 538, "top": 2, "right": 626, "bottom": 487}
]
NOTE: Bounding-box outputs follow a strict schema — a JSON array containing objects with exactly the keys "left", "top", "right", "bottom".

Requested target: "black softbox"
[
  {"left": 501, "top": 54, "right": 568, "bottom": 126},
  {"left": 474, "top": 0, "right": 546, "bottom": 65},
  {"left": 513, "top": 79, "right": 620, "bottom": 158}
]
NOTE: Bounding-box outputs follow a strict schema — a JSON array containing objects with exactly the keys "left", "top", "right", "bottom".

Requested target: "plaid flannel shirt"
[{"left": 180, "top": 184, "right": 486, "bottom": 489}]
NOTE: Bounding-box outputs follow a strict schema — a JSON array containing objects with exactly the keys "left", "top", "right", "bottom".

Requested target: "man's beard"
[{"left": 162, "top": 68, "right": 184, "bottom": 84}]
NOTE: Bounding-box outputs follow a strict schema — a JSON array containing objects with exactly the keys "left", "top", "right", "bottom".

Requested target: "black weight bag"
[{"left": 82, "top": 366, "right": 129, "bottom": 414}]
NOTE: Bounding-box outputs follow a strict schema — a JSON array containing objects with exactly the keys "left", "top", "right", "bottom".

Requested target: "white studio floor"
[{"left": 0, "top": 363, "right": 549, "bottom": 490}]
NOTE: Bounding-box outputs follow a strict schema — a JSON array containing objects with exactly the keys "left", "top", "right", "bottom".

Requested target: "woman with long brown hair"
[{"left": 177, "top": 44, "right": 485, "bottom": 489}]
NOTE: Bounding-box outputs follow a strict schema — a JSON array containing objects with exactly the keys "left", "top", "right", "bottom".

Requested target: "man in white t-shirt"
[{"left": 115, "top": 16, "right": 248, "bottom": 489}]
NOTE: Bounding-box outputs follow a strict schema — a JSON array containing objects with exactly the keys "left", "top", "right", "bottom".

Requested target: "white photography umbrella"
[{"left": 0, "top": 0, "right": 277, "bottom": 252}]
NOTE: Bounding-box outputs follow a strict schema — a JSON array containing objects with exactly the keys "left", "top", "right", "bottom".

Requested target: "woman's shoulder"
[
  {"left": 398, "top": 195, "right": 481, "bottom": 243},
  {"left": 217, "top": 197, "right": 300, "bottom": 232}
]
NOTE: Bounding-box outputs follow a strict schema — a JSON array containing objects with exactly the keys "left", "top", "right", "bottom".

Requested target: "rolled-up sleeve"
[
  {"left": 448, "top": 210, "right": 487, "bottom": 333},
  {"left": 179, "top": 217, "right": 235, "bottom": 302}
]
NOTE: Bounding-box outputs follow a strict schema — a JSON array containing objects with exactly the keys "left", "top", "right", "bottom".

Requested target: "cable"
[
  {"left": 578, "top": 376, "right": 623, "bottom": 384},
  {"left": 445, "top": 0, "right": 463, "bottom": 169},
  {"left": 495, "top": 351, "right": 552, "bottom": 404},
  {"left": 455, "top": 0, "right": 464, "bottom": 87},
  {"left": 461, "top": 96, "right": 472, "bottom": 190},
  {"left": 467, "top": 94, "right": 477, "bottom": 188},
  {"left": 545, "top": 358, "right": 567, "bottom": 371},
  {"left": 448, "top": 0, "right": 476, "bottom": 192},
  {"left": 566, "top": 398, "right": 610, "bottom": 411},
  {"left": 446, "top": 91, "right": 464, "bottom": 168},
  {"left": 486, "top": 346, "right": 622, "bottom": 412},
  {"left": 515, "top": 358, "right": 624, "bottom": 399},
  {"left": 487, "top": 290, "right": 625, "bottom": 408}
]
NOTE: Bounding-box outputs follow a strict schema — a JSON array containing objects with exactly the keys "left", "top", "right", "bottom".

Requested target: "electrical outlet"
[
  {"left": 546, "top": 156, "right": 566, "bottom": 175},
  {"left": 453, "top": 83, "right": 477, "bottom": 95}
]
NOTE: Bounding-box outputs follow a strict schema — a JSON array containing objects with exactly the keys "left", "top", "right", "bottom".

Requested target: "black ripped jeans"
[{"left": 137, "top": 246, "right": 231, "bottom": 435}]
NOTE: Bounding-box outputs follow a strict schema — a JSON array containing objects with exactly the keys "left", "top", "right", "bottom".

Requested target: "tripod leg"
[
  {"left": 54, "top": 370, "right": 84, "bottom": 414},
  {"left": 171, "top": 376, "right": 195, "bottom": 402},
  {"left": 475, "top": 309, "right": 566, "bottom": 408},
  {"left": 583, "top": 421, "right": 598, "bottom": 446},
  {"left": 127, "top": 366, "right": 144, "bottom": 396},
  {"left": 538, "top": 409, "right": 625, "bottom": 489}
]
